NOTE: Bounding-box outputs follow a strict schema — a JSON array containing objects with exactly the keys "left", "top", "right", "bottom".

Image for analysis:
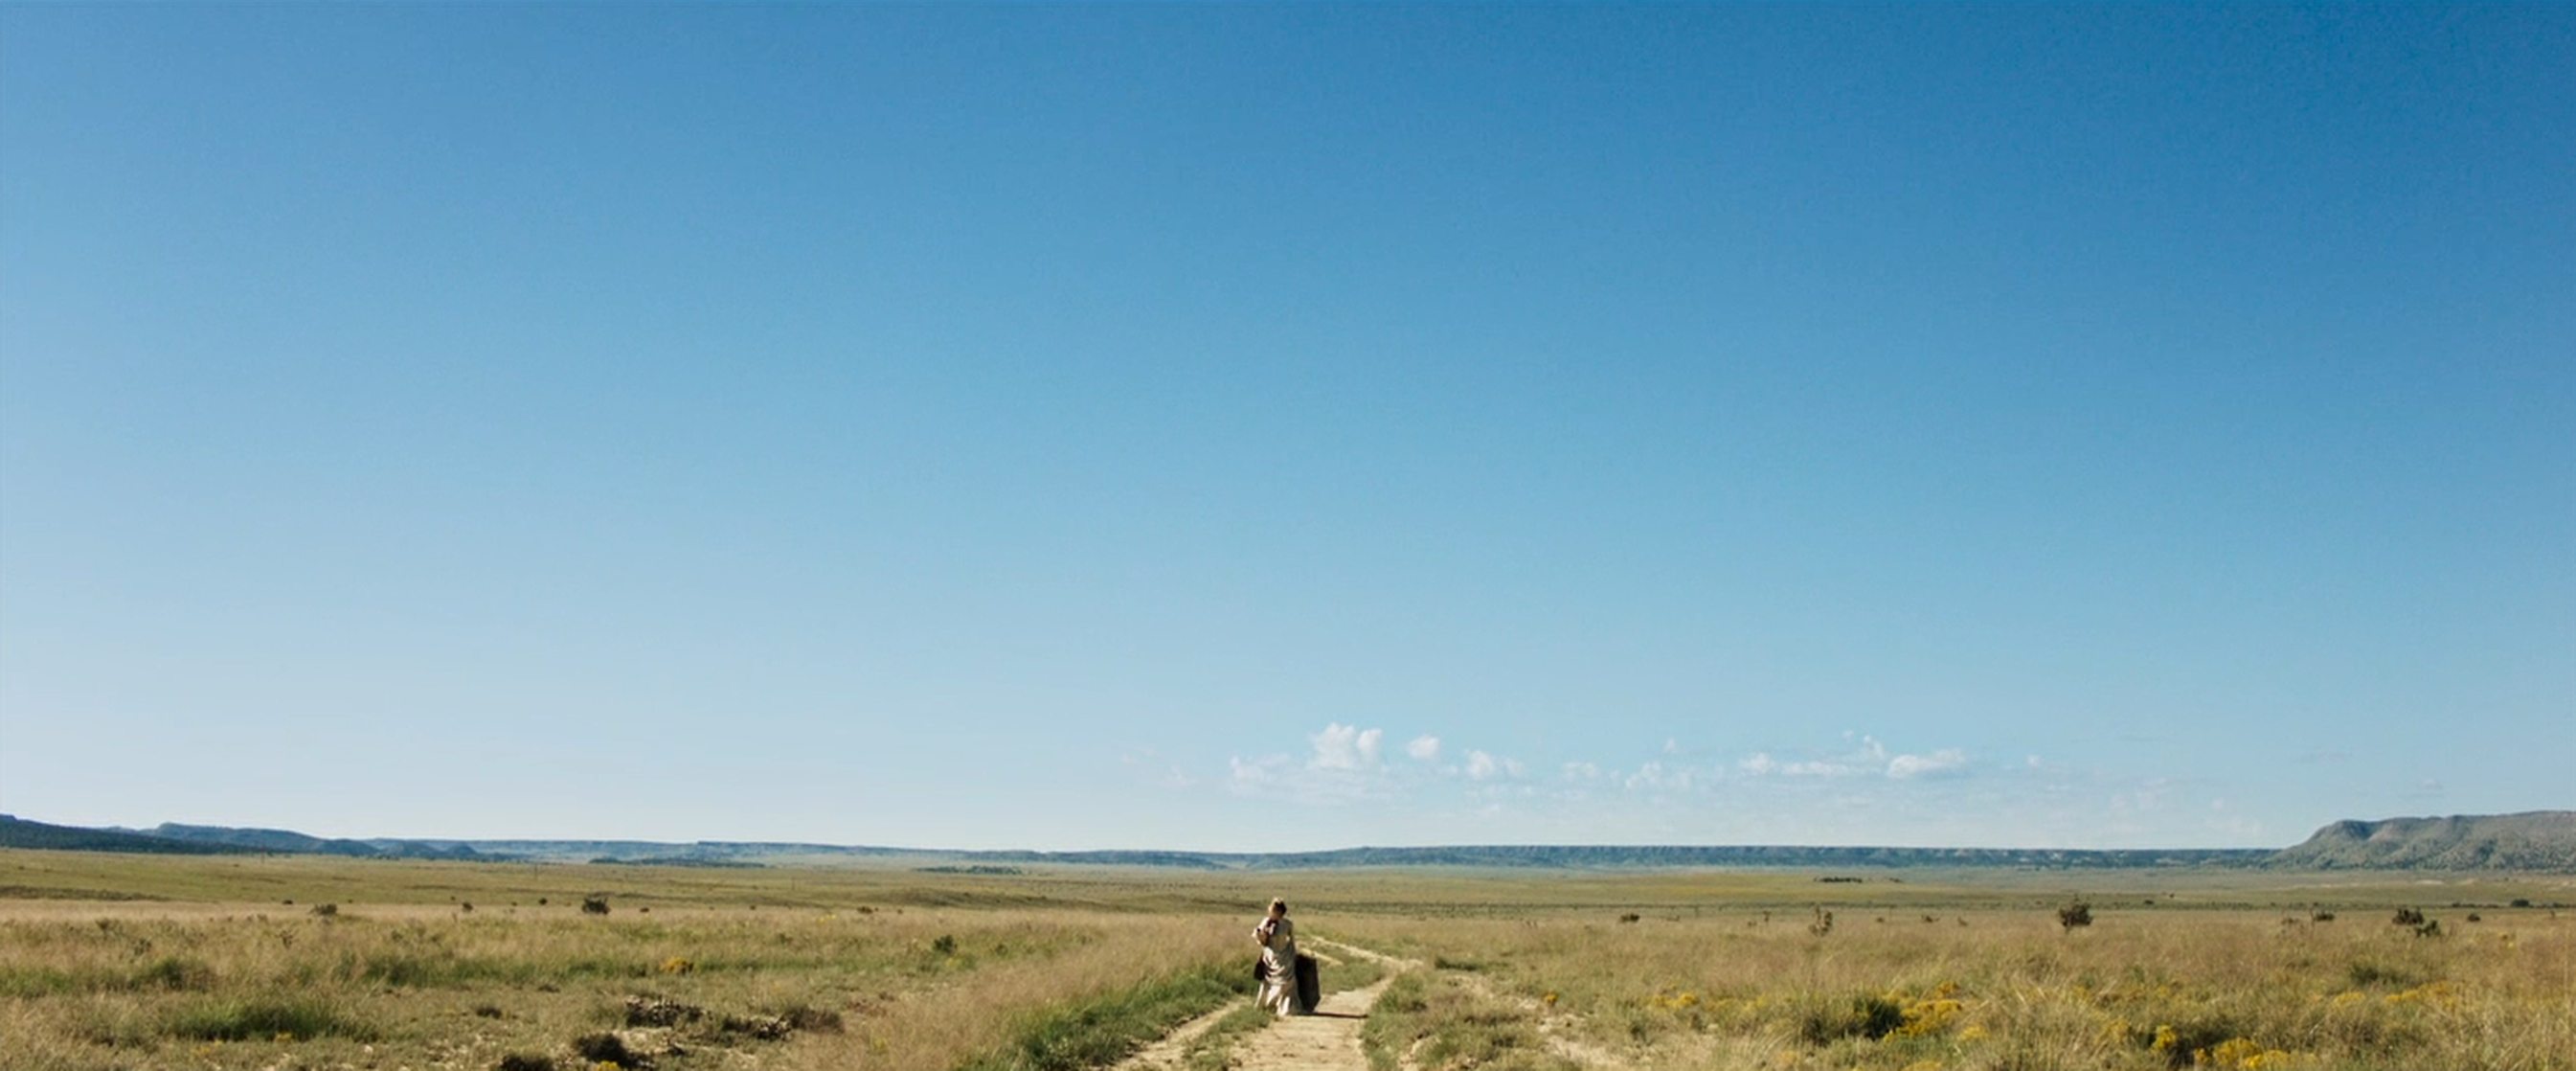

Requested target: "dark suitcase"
[{"left": 1294, "top": 953, "right": 1320, "bottom": 1012}]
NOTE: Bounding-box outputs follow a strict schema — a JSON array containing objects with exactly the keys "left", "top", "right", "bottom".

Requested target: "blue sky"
[{"left": 2, "top": 5, "right": 2567, "bottom": 851}]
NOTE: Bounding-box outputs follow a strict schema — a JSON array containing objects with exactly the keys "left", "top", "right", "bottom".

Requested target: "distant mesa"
[
  {"left": 5, "top": 811, "right": 2571, "bottom": 873},
  {"left": 143, "top": 823, "right": 491, "bottom": 860},
  {"left": 0, "top": 815, "right": 260, "bottom": 855},
  {"left": 0, "top": 816, "right": 491, "bottom": 860},
  {"left": 2267, "top": 811, "right": 2576, "bottom": 872}
]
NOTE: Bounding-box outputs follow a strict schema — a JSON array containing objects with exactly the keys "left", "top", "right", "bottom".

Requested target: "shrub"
[
  {"left": 2146, "top": 1014, "right": 2246, "bottom": 1069},
  {"left": 2059, "top": 900, "right": 2093, "bottom": 929},
  {"left": 495, "top": 1055, "right": 554, "bottom": 1071},
  {"left": 574, "top": 1032, "right": 642, "bottom": 1068},
  {"left": 580, "top": 897, "right": 610, "bottom": 916},
  {"left": 310, "top": 903, "right": 338, "bottom": 918},
  {"left": 2311, "top": 910, "right": 2336, "bottom": 923},
  {"left": 2390, "top": 907, "right": 2426, "bottom": 926},
  {"left": 1798, "top": 993, "right": 1904, "bottom": 1044}
]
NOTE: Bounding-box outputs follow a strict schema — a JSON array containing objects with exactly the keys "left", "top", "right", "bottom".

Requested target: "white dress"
[{"left": 1255, "top": 916, "right": 1300, "bottom": 1014}]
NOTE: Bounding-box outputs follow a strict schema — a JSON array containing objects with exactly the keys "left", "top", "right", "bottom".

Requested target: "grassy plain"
[{"left": 2, "top": 850, "right": 2570, "bottom": 1071}]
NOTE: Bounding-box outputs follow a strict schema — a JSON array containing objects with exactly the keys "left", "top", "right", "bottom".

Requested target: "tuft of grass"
[
  {"left": 134, "top": 955, "right": 215, "bottom": 991},
  {"left": 2345, "top": 959, "right": 2423, "bottom": 990},
  {"left": 165, "top": 997, "right": 373, "bottom": 1042}
]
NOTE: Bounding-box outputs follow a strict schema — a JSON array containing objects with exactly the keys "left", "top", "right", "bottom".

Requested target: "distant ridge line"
[{"left": 5, "top": 811, "right": 2570, "bottom": 872}]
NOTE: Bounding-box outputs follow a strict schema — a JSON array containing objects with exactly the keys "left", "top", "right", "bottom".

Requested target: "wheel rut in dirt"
[{"left": 1114, "top": 938, "right": 1413, "bottom": 1071}]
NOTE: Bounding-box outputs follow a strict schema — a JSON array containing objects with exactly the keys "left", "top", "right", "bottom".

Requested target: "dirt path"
[
  {"left": 1115, "top": 938, "right": 1412, "bottom": 1071},
  {"left": 1226, "top": 937, "right": 1412, "bottom": 1071}
]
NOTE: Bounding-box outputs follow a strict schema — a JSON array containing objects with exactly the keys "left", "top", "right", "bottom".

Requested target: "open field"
[{"left": 3, "top": 850, "right": 2571, "bottom": 1071}]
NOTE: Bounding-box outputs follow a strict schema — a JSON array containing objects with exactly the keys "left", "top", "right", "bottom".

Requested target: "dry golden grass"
[
  {"left": 0, "top": 851, "right": 1263, "bottom": 1071},
  {"left": 1342, "top": 905, "right": 2576, "bottom": 1070},
  {"left": 5, "top": 849, "right": 2571, "bottom": 1071}
]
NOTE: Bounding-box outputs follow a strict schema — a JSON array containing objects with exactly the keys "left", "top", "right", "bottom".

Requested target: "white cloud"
[
  {"left": 1464, "top": 750, "right": 1522, "bottom": 780},
  {"left": 1738, "top": 752, "right": 1863, "bottom": 777},
  {"left": 1624, "top": 761, "right": 1694, "bottom": 791},
  {"left": 1563, "top": 762, "right": 1601, "bottom": 780},
  {"left": 1886, "top": 749, "right": 1968, "bottom": 780},
  {"left": 1228, "top": 755, "right": 1288, "bottom": 790},
  {"left": 1309, "top": 723, "right": 1383, "bottom": 770},
  {"left": 1223, "top": 723, "right": 1405, "bottom": 804},
  {"left": 1406, "top": 735, "right": 1441, "bottom": 761},
  {"left": 1738, "top": 738, "right": 1968, "bottom": 780}
]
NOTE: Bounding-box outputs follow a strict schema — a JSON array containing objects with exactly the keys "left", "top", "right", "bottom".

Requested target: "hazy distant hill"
[
  {"left": 7, "top": 812, "right": 2570, "bottom": 872},
  {"left": 2270, "top": 811, "right": 2576, "bottom": 871},
  {"left": 141, "top": 823, "right": 492, "bottom": 860},
  {"left": 0, "top": 815, "right": 256, "bottom": 855},
  {"left": 1238, "top": 844, "right": 2272, "bottom": 869}
]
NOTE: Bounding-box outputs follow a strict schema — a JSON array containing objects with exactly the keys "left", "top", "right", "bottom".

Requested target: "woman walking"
[{"left": 1253, "top": 898, "right": 1301, "bottom": 1015}]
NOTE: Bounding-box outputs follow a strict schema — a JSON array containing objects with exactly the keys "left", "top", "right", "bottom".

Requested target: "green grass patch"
[
  {"left": 1360, "top": 970, "right": 1430, "bottom": 1071},
  {"left": 165, "top": 997, "right": 375, "bottom": 1042},
  {"left": 1322, "top": 952, "right": 1387, "bottom": 992},
  {"left": 959, "top": 959, "right": 1255, "bottom": 1071},
  {"left": 1360, "top": 969, "right": 1574, "bottom": 1071}
]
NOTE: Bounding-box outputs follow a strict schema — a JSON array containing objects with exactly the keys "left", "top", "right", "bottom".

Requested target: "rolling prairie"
[{"left": 2, "top": 850, "right": 2569, "bottom": 1071}]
